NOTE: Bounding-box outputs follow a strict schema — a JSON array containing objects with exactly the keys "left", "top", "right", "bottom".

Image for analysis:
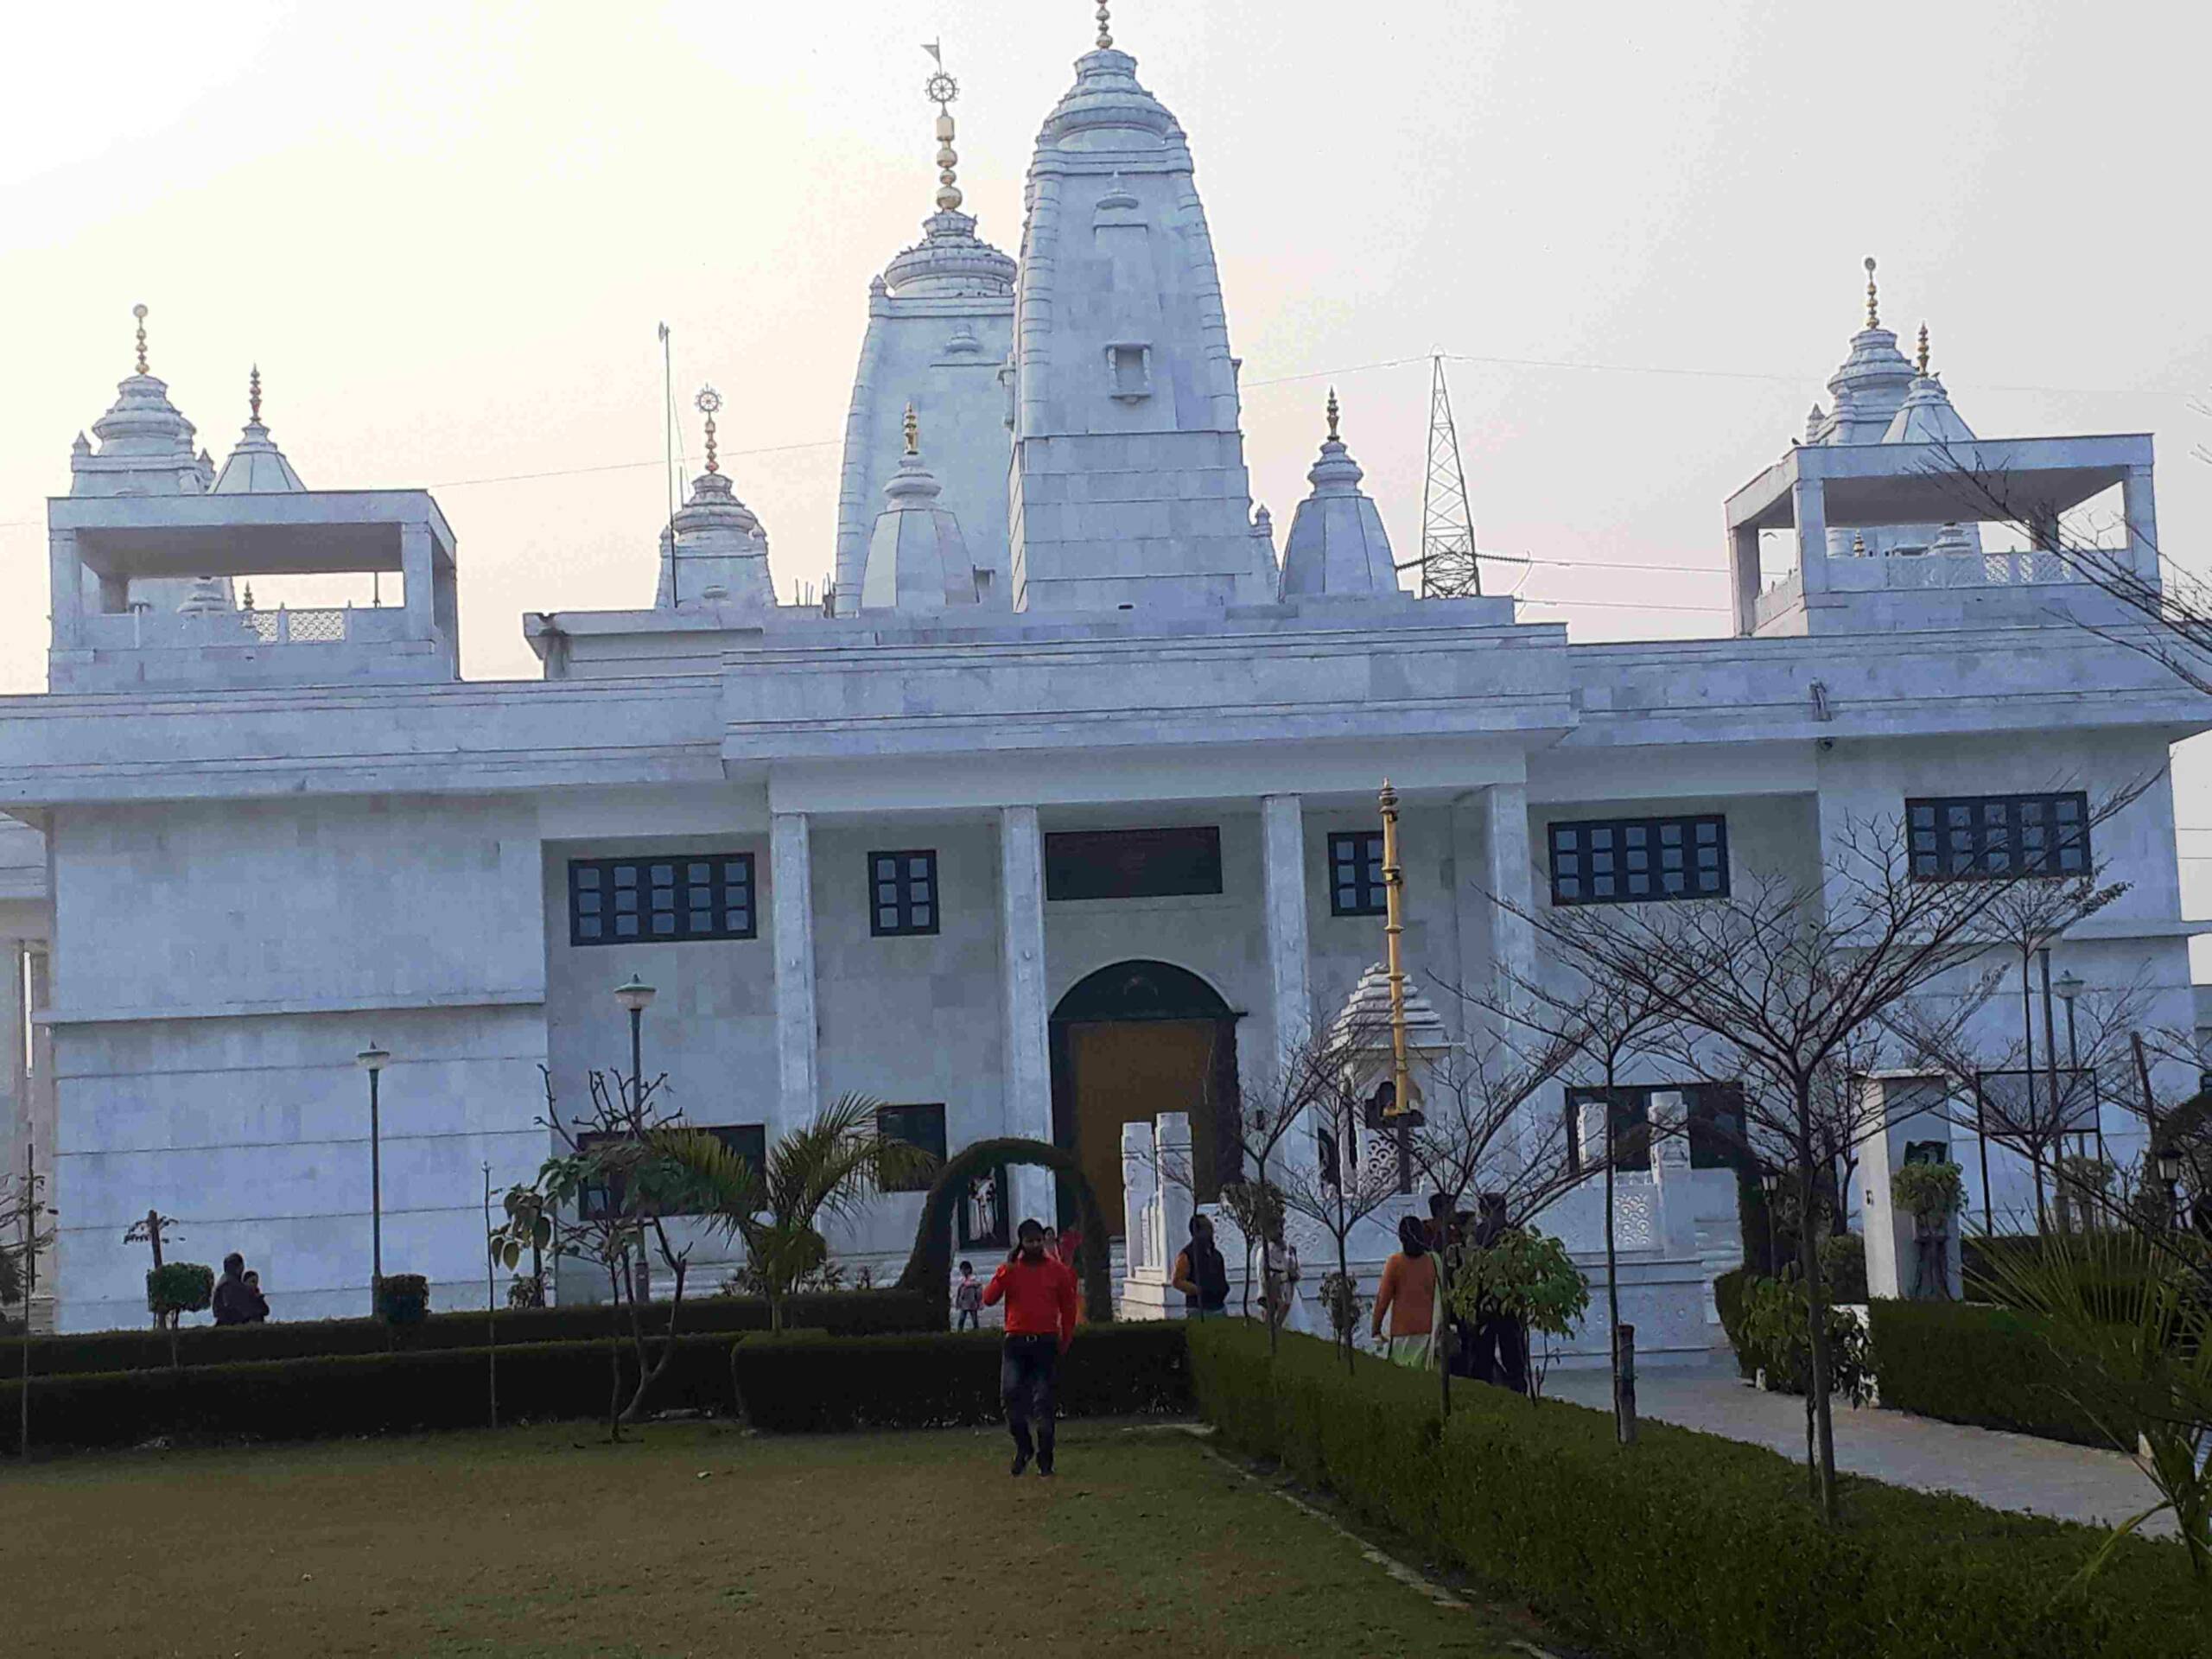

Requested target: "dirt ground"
[{"left": 0, "top": 1419, "right": 1535, "bottom": 1657}]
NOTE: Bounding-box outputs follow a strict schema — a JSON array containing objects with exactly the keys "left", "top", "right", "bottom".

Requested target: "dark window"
[
  {"left": 1044, "top": 827, "right": 1223, "bottom": 901},
  {"left": 1328, "top": 830, "right": 1387, "bottom": 917},
  {"left": 569, "top": 854, "right": 755, "bottom": 946},
  {"left": 1566, "top": 1082, "right": 1744, "bottom": 1173},
  {"left": 868, "top": 849, "right": 940, "bottom": 938},
  {"left": 1907, "top": 791, "right": 2090, "bottom": 880},
  {"left": 874, "top": 1103, "right": 947, "bottom": 1193},
  {"left": 1548, "top": 815, "right": 1727, "bottom": 906},
  {"left": 575, "top": 1122, "right": 764, "bottom": 1220}
]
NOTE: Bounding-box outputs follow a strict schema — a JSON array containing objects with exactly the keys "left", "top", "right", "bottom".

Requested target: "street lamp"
[
  {"left": 1758, "top": 1168, "right": 1783, "bottom": 1274},
  {"left": 356, "top": 1040, "right": 391, "bottom": 1313},
  {"left": 613, "top": 974, "right": 657, "bottom": 1109},
  {"left": 2158, "top": 1147, "right": 2185, "bottom": 1230},
  {"left": 2051, "top": 969, "right": 2094, "bottom": 1162}
]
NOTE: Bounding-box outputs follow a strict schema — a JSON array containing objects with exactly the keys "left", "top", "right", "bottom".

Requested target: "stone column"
[
  {"left": 1484, "top": 783, "right": 1537, "bottom": 996},
  {"left": 47, "top": 529, "right": 82, "bottom": 647},
  {"left": 770, "top": 813, "right": 817, "bottom": 1131},
  {"left": 1648, "top": 1090, "right": 1699, "bottom": 1258},
  {"left": 1790, "top": 475, "right": 1831, "bottom": 598},
  {"left": 1730, "top": 522, "right": 1763, "bottom": 636},
  {"left": 400, "top": 523, "right": 435, "bottom": 643},
  {"left": 0, "top": 938, "right": 23, "bottom": 1200},
  {"left": 999, "top": 807, "right": 1055, "bottom": 1227},
  {"left": 1259, "top": 790, "right": 1311, "bottom": 1081},
  {"left": 1157, "top": 1111, "right": 1197, "bottom": 1304},
  {"left": 2123, "top": 465, "right": 2160, "bottom": 584},
  {"left": 1121, "top": 1120, "right": 1159, "bottom": 1280}
]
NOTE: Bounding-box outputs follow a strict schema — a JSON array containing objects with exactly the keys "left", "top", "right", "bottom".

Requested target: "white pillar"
[
  {"left": 1157, "top": 1111, "right": 1197, "bottom": 1296},
  {"left": 1000, "top": 806, "right": 1055, "bottom": 1227},
  {"left": 1121, "top": 1120, "right": 1159, "bottom": 1279},
  {"left": 400, "top": 523, "right": 435, "bottom": 643},
  {"left": 1260, "top": 794, "right": 1310, "bottom": 1062},
  {"left": 0, "top": 938, "right": 23, "bottom": 1205},
  {"left": 770, "top": 813, "right": 817, "bottom": 1131},
  {"left": 1790, "top": 475, "right": 1831, "bottom": 597},
  {"left": 1484, "top": 782, "right": 1537, "bottom": 997},
  {"left": 1730, "top": 522, "right": 1762, "bottom": 635},
  {"left": 2123, "top": 465, "right": 2160, "bottom": 584},
  {"left": 1648, "top": 1089, "right": 1698, "bottom": 1258}
]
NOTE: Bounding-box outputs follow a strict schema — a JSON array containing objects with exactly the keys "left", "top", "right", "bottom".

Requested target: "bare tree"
[
  {"left": 490, "top": 1065, "right": 712, "bottom": 1440},
  {"left": 1520, "top": 811, "right": 2120, "bottom": 1521},
  {"left": 3, "top": 1154, "right": 56, "bottom": 1458},
  {"left": 1402, "top": 1010, "right": 1585, "bottom": 1414}
]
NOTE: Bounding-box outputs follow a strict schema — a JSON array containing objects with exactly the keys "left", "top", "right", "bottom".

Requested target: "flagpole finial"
[
  {"left": 132, "top": 303, "right": 149, "bottom": 375},
  {"left": 1096, "top": 3, "right": 1112, "bottom": 49},
  {"left": 1916, "top": 321, "right": 1930, "bottom": 377},
  {"left": 1863, "top": 256, "right": 1880, "bottom": 330},
  {"left": 1325, "top": 387, "right": 1340, "bottom": 442},
  {"left": 904, "top": 401, "right": 919, "bottom": 457},
  {"left": 249, "top": 365, "right": 262, "bottom": 423},
  {"left": 695, "top": 385, "right": 722, "bottom": 474},
  {"left": 923, "top": 44, "right": 963, "bottom": 212}
]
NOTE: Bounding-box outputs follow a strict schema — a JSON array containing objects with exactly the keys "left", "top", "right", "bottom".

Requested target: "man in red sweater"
[{"left": 982, "top": 1217, "right": 1079, "bottom": 1476}]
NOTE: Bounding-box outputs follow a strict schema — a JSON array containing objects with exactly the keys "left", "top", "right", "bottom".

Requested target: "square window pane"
[
  {"left": 690, "top": 909, "right": 712, "bottom": 932},
  {"left": 578, "top": 917, "right": 602, "bottom": 939},
  {"left": 575, "top": 866, "right": 602, "bottom": 889},
  {"left": 726, "top": 907, "right": 750, "bottom": 932},
  {"left": 912, "top": 905, "right": 932, "bottom": 929},
  {"left": 910, "top": 856, "right": 931, "bottom": 879},
  {"left": 652, "top": 914, "right": 676, "bottom": 935},
  {"left": 615, "top": 915, "right": 639, "bottom": 937},
  {"left": 614, "top": 865, "right": 639, "bottom": 887}
]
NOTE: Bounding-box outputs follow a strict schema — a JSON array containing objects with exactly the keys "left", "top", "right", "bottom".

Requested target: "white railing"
[
  {"left": 1878, "top": 550, "right": 2074, "bottom": 590},
  {"left": 243, "top": 606, "right": 349, "bottom": 644}
]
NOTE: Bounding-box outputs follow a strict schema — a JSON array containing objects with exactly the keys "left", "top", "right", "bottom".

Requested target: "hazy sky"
[{"left": 4, "top": 2, "right": 2209, "bottom": 887}]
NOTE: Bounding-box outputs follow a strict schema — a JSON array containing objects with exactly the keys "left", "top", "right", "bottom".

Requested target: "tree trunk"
[
  {"left": 1603, "top": 1068, "right": 1625, "bottom": 1444},
  {"left": 606, "top": 1258, "right": 626, "bottom": 1444},
  {"left": 1796, "top": 1114, "right": 1839, "bottom": 1523}
]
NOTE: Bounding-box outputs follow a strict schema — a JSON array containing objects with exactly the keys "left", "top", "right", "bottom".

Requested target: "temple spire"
[
  {"left": 1916, "top": 321, "right": 1930, "bottom": 377},
  {"left": 922, "top": 43, "right": 963, "bottom": 213},
  {"left": 1325, "top": 386, "right": 1340, "bottom": 442},
  {"left": 133, "top": 303, "right": 149, "bottom": 375},
  {"left": 1863, "top": 256, "right": 1879, "bottom": 330},
  {"left": 903, "top": 401, "right": 919, "bottom": 457},
  {"left": 249, "top": 364, "right": 263, "bottom": 423},
  {"left": 696, "top": 385, "right": 721, "bottom": 474},
  {"left": 1096, "top": 2, "right": 1112, "bottom": 50}
]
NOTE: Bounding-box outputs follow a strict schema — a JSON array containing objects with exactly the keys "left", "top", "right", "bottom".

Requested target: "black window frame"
[
  {"left": 1566, "top": 1082, "right": 1745, "bottom": 1173},
  {"left": 575, "top": 1122, "right": 765, "bottom": 1221},
  {"left": 868, "top": 849, "right": 941, "bottom": 938},
  {"left": 1043, "top": 826, "right": 1224, "bottom": 902},
  {"left": 1906, "top": 791, "right": 2091, "bottom": 882},
  {"left": 568, "top": 853, "right": 757, "bottom": 948},
  {"left": 1327, "top": 830, "right": 1388, "bottom": 918},
  {"left": 1548, "top": 814, "right": 1729, "bottom": 907},
  {"left": 874, "top": 1103, "right": 947, "bottom": 1193}
]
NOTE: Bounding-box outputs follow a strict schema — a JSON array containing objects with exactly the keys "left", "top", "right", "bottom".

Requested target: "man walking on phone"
[{"left": 982, "top": 1217, "right": 1080, "bottom": 1477}]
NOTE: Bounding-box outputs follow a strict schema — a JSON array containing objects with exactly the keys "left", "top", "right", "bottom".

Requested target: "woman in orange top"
[{"left": 1370, "top": 1214, "right": 1439, "bottom": 1369}]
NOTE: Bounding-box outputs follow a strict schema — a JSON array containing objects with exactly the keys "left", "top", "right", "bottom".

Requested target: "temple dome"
[
  {"left": 1036, "top": 48, "right": 1181, "bottom": 150},
  {"left": 882, "top": 210, "right": 1016, "bottom": 298}
]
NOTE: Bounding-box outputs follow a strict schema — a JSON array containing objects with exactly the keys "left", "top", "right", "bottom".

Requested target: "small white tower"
[
  {"left": 213, "top": 366, "right": 307, "bottom": 494},
  {"left": 861, "top": 404, "right": 979, "bottom": 614},
  {"left": 1277, "top": 391, "right": 1403, "bottom": 601},
  {"left": 657, "top": 386, "right": 775, "bottom": 611},
  {"left": 71, "top": 305, "right": 207, "bottom": 499}
]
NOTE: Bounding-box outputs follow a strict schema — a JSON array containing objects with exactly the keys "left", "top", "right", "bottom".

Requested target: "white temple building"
[{"left": 0, "top": 18, "right": 2201, "bottom": 1350}]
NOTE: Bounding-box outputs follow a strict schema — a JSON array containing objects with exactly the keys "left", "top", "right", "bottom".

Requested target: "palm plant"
[{"left": 658, "top": 1094, "right": 937, "bottom": 1333}]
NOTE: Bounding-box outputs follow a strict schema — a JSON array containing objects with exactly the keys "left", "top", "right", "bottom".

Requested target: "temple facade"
[{"left": 0, "top": 21, "right": 2199, "bottom": 1345}]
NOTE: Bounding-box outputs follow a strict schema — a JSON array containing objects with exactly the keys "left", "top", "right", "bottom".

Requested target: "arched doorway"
[{"left": 1049, "top": 960, "right": 1242, "bottom": 1236}]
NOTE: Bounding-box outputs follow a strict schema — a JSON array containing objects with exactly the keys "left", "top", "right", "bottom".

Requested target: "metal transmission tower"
[{"left": 1414, "top": 355, "right": 1482, "bottom": 597}]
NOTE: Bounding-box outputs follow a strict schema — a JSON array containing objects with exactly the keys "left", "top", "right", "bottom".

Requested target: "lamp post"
[
  {"left": 2052, "top": 969, "right": 2097, "bottom": 1166},
  {"left": 2158, "top": 1148, "right": 2185, "bottom": 1231},
  {"left": 613, "top": 974, "right": 657, "bottom": 1109},
  {"left": 356, "top": 1040, "right": 391, "bottom": 1313},
  {"left": 1758, "top": 1167, "right": 1783, "bottom": 1276}
]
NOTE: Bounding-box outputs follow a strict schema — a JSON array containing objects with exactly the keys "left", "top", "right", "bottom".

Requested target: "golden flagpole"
[{"left": 1379, "top": 780, "right": 1414, "bottom": 1118}]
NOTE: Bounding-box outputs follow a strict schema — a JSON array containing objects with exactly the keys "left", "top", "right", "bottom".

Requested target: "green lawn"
[{"left": 0, "top": 1420, "right": 1535, "bottom": 1657}]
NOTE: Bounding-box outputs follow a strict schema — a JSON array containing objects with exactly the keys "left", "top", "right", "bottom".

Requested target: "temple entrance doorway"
[{"left": 1049, "top": 960, "right": 1241, "bottom": 1236}]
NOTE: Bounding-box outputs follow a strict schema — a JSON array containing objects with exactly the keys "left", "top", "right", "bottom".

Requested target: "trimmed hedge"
[
  {"left": 1190, "top": 1319, "right": 2212, "bottom": 1659},
  {"left": 0, "top": 1332, "right": 739, "bottom": 1453},
  {"left": 12, "top": 1288, "right": 935, "bottom": 1380},
  {"left": 732, "top": 1325, "right": 1189, "bottom": 1433},
  {"left": 1866, "top": 1298, "right": 2139, "bottom": 1450},
  {"left": 1713, "top": 1266, "right": 1753, "bottom": 1379}
]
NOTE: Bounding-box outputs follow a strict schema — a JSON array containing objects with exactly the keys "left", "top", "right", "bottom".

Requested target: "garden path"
[{"left": 1542, "top": 1354, "right": 2174, "bottom": 1537}]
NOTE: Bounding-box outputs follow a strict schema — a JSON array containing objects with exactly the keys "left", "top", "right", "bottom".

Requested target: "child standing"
[{"left": 954, "top": 1260, "right": 983, "bottom": 1331}]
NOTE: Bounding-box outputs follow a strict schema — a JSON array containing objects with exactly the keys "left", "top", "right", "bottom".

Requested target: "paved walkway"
[{"left": 1542, "top": 1354, "right": 2171, "bottom": 1535}]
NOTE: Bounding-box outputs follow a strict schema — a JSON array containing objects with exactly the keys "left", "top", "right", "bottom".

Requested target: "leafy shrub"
[
  {"left": 0, "top": 1333, "right": 739, "bottom": 1453},
  {"left": 1818, "top": 1232, "right": 1867, "bottom": 1304},
  {"left": 730, "top": 1325, "right": 1188, "bottom": 1433},
  {"left": 1869, "top": 1298, "right": 2144, "bottom": 1450},
  {"left": 1736, "top": 1270, "right": 1874, "bottom": 1404},
  {"left": 145, "top": 1262, "right": 214, "bottom": 1323},
  {"left": 1713, "top": 1266, "right": 1755, "bottom": 1378},
  {"left": 1188, "top": 1319, "right": 2211, "bottom": 1659},
  {"left": 376, "top": 1274, "right": 430, "bottom": 1325},
  {"left": 10, "top": 1287, "right": 938, "bottom": 1380}
]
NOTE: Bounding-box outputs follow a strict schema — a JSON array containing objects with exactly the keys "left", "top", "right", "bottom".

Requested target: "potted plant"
[
  {"left": 145, "top": 1261, "right": 214, "bottom": 1366},
  {"left": 376, "top": 1272, "right": 430, "bottom": 1326},
  {"left": 1891, "top": 1160, "right": 1965, "bottom": 1300}
]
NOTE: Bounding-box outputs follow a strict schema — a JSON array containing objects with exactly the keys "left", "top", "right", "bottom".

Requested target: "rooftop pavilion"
[
  {"left": 47, "top": 489, "right": 460, "bottom": 691},
  {"left": 1726, "top": 431, "right": 2159, "bottom": 638}
]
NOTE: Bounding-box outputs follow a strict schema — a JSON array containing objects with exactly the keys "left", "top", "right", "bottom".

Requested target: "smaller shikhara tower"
[{"left": 1006, "top": 14, "right": 1273, "bottom": 613}]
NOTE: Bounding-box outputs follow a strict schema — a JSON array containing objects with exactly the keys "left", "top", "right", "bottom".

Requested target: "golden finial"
[
  {"left": 1096, "top": 3, "right": 1112, "bottom": 50},
  {"left": 132, "top": 303, "right": 149, "bottom": 375},
  {"left": 923, "top": 42, "right": 963, "bottom": 212},
  {"left": 1916, "top": 321, "right": 1930, "bottom": 377},
  {"left": 1325, "top": 387, "right": 1340, "bottom": 442},
  {"left": 1863, "top": 257, "right": 1879, "bottom": 330},
  {"left": 695, "top": 385, "right": 722, "bottom": 474},
  {"left": 1853, "top": 531, "right": 1867, "bottom": 555},
  {"left": 249, "top": 364, "right": 263, "bottom": 424},
  {"left": 903, "top": 401, "right": 919, "bottom": 457}
]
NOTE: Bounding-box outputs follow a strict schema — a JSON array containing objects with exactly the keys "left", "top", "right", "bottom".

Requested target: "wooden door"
[{"left": 1066, "top": 1018, "right": 1219, "bottom": 1233}]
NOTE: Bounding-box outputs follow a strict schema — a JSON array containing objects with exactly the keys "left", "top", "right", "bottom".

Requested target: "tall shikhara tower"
[{"left": 1006, "top": 24, "right": 1272, "bottom": 613}]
